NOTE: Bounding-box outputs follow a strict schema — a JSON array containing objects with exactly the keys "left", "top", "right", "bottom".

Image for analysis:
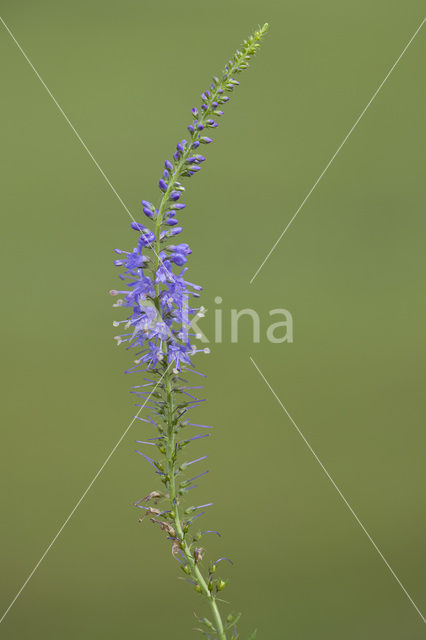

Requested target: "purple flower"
[
  {"left": 168, "top": 243, "right": 192, "bottom": 266},
  {"left": 137, "top": 229, "right": 156, "bottom": 249},
  {"left": 111, "top": 22, "right": 269, "bottom": 636},
  {"left": 167, "top": 342, "right": 192, "bottom": 370},
  {"left": 123, "top": 249, "right": 147, "bottom": 270},
  {"left": 131, "top": 221, "right": 146, "bottom": 232},
  {"left": 140, "top": 342, "right": 164, "bottom": 366},
  {"left": 143, "top": 207, "right": 155, "bottom": 218},
  {"left": 155, "top": 260, "right": 173, "bottom": 284}
]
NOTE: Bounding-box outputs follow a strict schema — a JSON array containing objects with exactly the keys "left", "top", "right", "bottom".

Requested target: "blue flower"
[{"left": 111, "top": 22, "right": 268, "bottom": 638}]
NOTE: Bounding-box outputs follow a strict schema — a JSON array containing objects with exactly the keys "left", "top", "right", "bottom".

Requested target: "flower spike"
[{"left": 113, "top": 23, "right": 268, "bottom": 640}]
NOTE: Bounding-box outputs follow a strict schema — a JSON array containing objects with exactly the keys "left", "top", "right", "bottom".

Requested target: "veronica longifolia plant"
[{"left": 111, "top": 25, "right": 268, "bottom": 640}]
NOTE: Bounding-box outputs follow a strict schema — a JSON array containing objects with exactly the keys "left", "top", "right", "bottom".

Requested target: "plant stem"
[
  {"left": 161, "top": 363, "right": 227, "bottom": 639},
  {"left": 142, "top": 28, "right": 270, "bottom": 636},
  {"left": 151, "top": 167, "right": 228, "bottom": 635}
]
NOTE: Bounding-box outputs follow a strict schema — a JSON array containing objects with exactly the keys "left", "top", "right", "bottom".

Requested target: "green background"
[{"left": 1, "top": 1, "right": 425, "bottom": 638}]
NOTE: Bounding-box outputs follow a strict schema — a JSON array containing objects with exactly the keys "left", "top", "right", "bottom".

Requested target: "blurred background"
[{"left": 0, "top": 1, "right": 425, "bottom": 638}]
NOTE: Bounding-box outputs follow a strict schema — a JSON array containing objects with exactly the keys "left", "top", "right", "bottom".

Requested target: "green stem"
[
  {"left": 151, "top": 169, "right": 228, "bottom": 634},
  {"left": 144, "top": 28, "right": 270, "bottom": 635},
  {"left": 151, "top": 152, "right": 228, "bottom": 635},
  {"left": 161, "top": 360, "right": 227, "bottom": 640}
]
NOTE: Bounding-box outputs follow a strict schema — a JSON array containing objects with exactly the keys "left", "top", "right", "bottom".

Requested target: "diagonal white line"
[
  {"left": 249, "top": 356, "right": 426, "bottom": 624},
  {"left": 0, "top": 16, "right": 176, "bottom": 624},
  {"left": 0, "top": 15, "right": 137, "bottom": 224},
  {"left": 249, "top": 17, "right": 426, "bottom": 284},
  {"left": 0, "top": 364, "right": 172, "bottom": 625},
  {"left": 0, "top": 14, "right": 179, "bottom": 279}
]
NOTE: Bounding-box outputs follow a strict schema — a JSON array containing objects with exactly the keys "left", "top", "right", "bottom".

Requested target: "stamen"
[{"left": 185, "top": 455, "right": 208, "bottom": 467}]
